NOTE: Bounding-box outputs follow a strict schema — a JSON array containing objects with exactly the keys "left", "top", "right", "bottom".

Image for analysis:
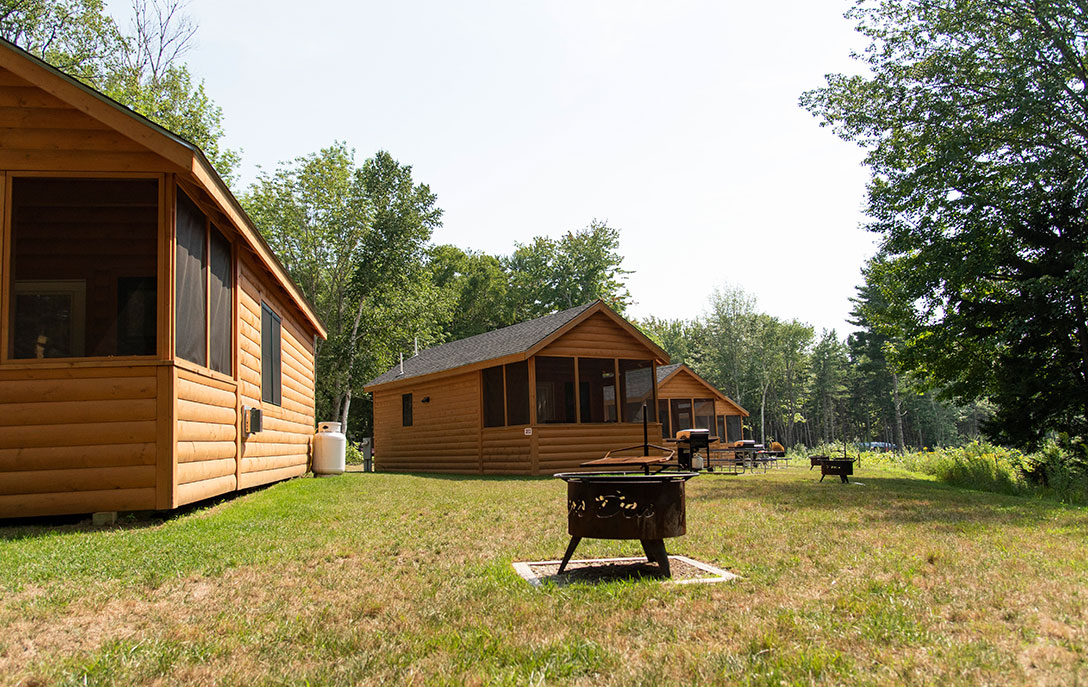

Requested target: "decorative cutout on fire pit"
[{"left": 513, "top": 556, "right": 738, "bottom": 587}]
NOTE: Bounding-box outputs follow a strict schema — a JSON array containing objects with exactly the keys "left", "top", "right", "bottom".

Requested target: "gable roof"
[
  {"left": 657, "top": 363, "right": 749, "bottom": 416},
  {"left": 365, "top": 300, "right": 669, "bottom": 390},
  {"left": 0, "top": 37, "right": 326, "bottom": 339}
]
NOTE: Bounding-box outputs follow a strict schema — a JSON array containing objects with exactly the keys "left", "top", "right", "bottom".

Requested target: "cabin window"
[
  {"left": 208, "top": 225, "right": 232, "bottom": 375},
  {"left": 482, "top": 365, "right": 505, "bottom": 428},
  {"left": 726, "top": 415, "right": 743, "bottom": 442},
  {"left": 8, "top": 178, "right": 157, "bottom": 359},
  {"left": 671, "top": 399, "right": 693, "bottom": 432},
  {"left": 659, "top": 399, "right": 671, "bottom": 437},
  {"left": 535, "top": 356, "right": 575, "bottom": 423},
  {"left": 716, "top": 415, "right": 726, "bottom": 442},
  {"left": 578, "top": 358, "right": 617, "bottom": 423},
  {"left": 261, "top": 302, "right": 282, "bottom": 405},
  {"left": 176, "top": 192, "right": 207, "bottom": 365},
  {"left": 402, "top": 393, "right": 413, "bottom": 426},
  {"left": 619, "top": 359, "right": 655, "bottom": 423},
  {"left": 504, "top": 361, "right": 530, "bottom": 425},
  {"left": 694, "top": 399, "right": 715, "bottom": 431}
]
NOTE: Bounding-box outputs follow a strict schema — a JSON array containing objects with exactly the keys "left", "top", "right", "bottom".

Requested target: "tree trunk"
[{"left": 892, "top": 372, "right": 905, "bottom": 454}]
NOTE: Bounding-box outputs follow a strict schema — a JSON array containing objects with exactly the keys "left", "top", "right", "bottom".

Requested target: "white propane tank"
[
  {"left": 312, "top": 422, "right": 346, "bottom": 475},
  {"left": 692, "top": 453, "right": 705, "bottom": 470}
]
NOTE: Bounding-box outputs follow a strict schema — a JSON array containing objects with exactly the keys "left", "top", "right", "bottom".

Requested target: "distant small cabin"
[
  {"left": 0, "top": 39, "right": 327, "bottom": 518},
  {"left": 364, "top": 301, "right": 670, "bottom": 475},
  {"left": 656, "top": 363, "right": 749, "bottom": 445}
]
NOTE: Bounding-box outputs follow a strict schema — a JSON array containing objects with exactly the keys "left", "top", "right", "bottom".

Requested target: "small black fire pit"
[{"left": 554, "top": 472, "right": 697, "bottom": 577}]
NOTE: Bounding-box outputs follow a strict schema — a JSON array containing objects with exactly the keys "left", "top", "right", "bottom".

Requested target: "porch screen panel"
[
  {"left": 504, "top": 361, "right": 530, "bottom": 425},
  {"left": 175, "top": 192, "right": 207, "bottom": 365},
  {"left": 535, "top": 356, "right": 575, "bottom": 423},
  {"left": 482, "top": 365, "right": 505, "bottom": 428},
  {"left": 716, "top": 415, "right": 726, "bottom": 443},
  {"left": 671, "top": 399, "right": 692, "bottom": 433},
  {"left": 208, "top": 224, "right": 232, "bottom": 375},
  {"left": 619, "top": 359, "right": 655, "bottom": 423},
  {"left": 694, "top": 399, "right": 715, "bottom": 431},
  {"left": 10, "top": 178, "right": 157, "bottom": 359},
  {"left": 658, "top": 400, "right": 671, "bottom": 437},
  {"left": 578, "top": 358, "right": 616, "bottom": 423},
  {"left": 726, "top": 415, "right": 743, "bottom": 442}
]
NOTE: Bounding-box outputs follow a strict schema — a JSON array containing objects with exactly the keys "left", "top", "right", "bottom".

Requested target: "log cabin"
[
  {"left": 655, "top": 363, "right": 749, "bottom": 446},
  {"left": 0, "top": 39, "right": 327, "bottom": 518},
  {"left": 364, "top": 300, "right": 671, "bottom": 475}
]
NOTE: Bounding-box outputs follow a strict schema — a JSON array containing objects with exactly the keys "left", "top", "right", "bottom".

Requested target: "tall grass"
[{"left": 792, "top": 441, "right": 1088, "bottom": 505}]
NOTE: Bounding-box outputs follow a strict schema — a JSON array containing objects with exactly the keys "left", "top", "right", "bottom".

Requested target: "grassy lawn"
[{"left": 1, "top": 466, "right": 1086, "bottom": 686}]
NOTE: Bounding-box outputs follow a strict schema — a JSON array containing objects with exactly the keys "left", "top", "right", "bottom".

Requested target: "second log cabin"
[{"left": 364, "top": 301, "right": 671, "bottom": 475}]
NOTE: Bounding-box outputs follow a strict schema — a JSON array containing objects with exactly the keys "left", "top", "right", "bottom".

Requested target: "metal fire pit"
[
  {"left": 553, "top": 472, "right": 698, "bottom": 577},
  {"left": 820, "top": 459, "right": 855, "bottom": 483}
]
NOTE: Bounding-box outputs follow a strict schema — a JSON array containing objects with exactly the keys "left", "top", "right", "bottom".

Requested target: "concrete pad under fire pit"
[{"left": 513, "top": 556, "right": 738, "bottom": 587}]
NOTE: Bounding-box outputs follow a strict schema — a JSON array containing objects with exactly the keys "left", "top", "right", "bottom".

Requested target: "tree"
[
  {"left": 504, "top": 220, "right": 632, "bottom": 319},
  {"left": 429, "top": 244, "right": 513, "bottom": 340},
  {"left": 244, "top": 145, "right": 443, "bottom": 437},
  {"left": 802, "top": 0, "right": 1088, "bottom": 450},
  {"left": 1, "top": 0, "right": 238, "bottom": 180}
]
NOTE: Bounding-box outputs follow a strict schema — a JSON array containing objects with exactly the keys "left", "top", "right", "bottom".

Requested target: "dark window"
[
  {"left": 261, "top": 303, "right": 281, "bottom": 405},
  {"left": 505, "top": 361, "right": 530, "bottom": 425},
  {"left": 535, "top": 356, "right": 575, "bottom": 423},
  {"left": 208, "top": 225, "right": 232, "bottom": 374},
  {"left": 716, "top": 415, "right": 726, "bottom": 442},
  {"left": 175, "top": 192, "right": 207, "bottom": 365},
  {"left": 9, "top": 178, "right": 157, "bottom": 359},
  {"left": 578, "top": 357, "right": 617, "bottom": 423},
  {"left": 671, "top": 399, "right": 693, "bottom": 433},
  {"left": 619, "top": 359, "right": 655, "bottom": 423},
  {"left": 482, "top": 365, "right": 505, "bottom": 428},
  {"left": 659, "top": 399, "right": 671, "bottom": 437},
  {"left": 726, "top": 415, "right": 743, "bottom": 443},
  {"left": 402, "top": 393, "right": 413, "bottom": 426},
  {"left": 694, "top": 399, "right": 715, "bottom": 431}
]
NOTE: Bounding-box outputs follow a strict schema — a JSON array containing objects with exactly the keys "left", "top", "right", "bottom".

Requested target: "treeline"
[
  {"left": 241, "top": 144, "right": 635, "bottom": 439},
  {"left": 638, "top": 286, "right": 988, "bottom": 451}
]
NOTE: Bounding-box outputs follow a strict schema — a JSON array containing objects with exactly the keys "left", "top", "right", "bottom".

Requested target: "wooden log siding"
[
  {"left": 536, "top": 422, "right": 664, "bottom": 473},
  {"left": 373, "top": 371, "right": 480, "bottom": 473},
  {"left": 0, "top": 365, "right": 159, "bottom": 517},
  {"left": 0, "top": 68, "right": 180, "bottom": 173},
  {"left": 481, "top": 426, "right": 532, "bottom": 475},
  {"left": 175, "top": 367, "right": 238, "bottom": 505},
  {"left": 537, "top": 312, "right": 654, "bottom": 359},
  {"left": 237, "top": 258, "right": 314, "bottom": 488}
]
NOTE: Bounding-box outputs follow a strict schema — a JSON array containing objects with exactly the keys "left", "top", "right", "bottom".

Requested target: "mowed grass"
[{"left": 1, "top": 467, "right": 1086, "bottom": 686}]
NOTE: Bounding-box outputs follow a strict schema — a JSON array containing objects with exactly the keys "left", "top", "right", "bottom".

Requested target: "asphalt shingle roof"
[
  {"left": 366, "top": 301, "right": 599, "bottom": 387},
  {"left": 656, "top": 363, "right": 682, "bottom": 384}
]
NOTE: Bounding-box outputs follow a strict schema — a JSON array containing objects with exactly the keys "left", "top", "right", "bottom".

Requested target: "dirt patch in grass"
[{"left": 519, "top": 556, "right": 736, "bottom": 586}]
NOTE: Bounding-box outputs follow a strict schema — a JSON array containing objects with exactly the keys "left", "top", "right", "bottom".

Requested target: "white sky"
[{"left": 114, "top": 0, "right": 877, "bottom": 335}]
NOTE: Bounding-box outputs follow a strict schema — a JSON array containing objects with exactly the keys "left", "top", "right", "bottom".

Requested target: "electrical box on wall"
[{"left": 243, "top": 406, "right": 263, "bottom": 435}]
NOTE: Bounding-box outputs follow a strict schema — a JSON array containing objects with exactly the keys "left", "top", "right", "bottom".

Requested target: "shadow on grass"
[
  {"left": 0, "top": 484, "right": 269, "bottom": 542},
  {"left": 689, "top": 471, "right": 1088, "bottom": 530}
]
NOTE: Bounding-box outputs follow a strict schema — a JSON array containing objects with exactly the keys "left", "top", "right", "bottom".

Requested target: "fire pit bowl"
[{"left": 554, "top": 471, "right": 698, "bottom": 577}]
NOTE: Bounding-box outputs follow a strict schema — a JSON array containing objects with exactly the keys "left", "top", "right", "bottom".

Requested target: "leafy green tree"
[
  {"left": 244, "top": 145, "right": 443, "bottom": 437},
  {"left": 802, "top": 0, "right": 1088, "bottom": 450},
  {"left": 637, "top": 316, "right": 707, "bottom": 370},
  {"left": 504, "top": 220, "right": 632, "bottom": 319},
  {"left": 1, "top": 0, "right": 238, "bottom": 180},
  {"left": 808, "top": 330, "right": 850, "bottom": 444},
  {"left": 429, "top": 244, "right": 513, "bottom": 340}
]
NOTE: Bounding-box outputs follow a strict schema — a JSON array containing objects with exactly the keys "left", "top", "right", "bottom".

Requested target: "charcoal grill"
[
  {"left": 554, "top": 471, "right": 697, "bottom": 577},
  {"left": 820, "top": 459, "right": 855, "bottom": 483}
]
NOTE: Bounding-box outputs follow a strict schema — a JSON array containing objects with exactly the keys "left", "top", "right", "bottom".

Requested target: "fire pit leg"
[
  {"left": 641, "top": 538, "right": 671, "bottom": 577},
  {"left": 840, "top": 474, "right": 849, "bottom": 484},
  {"left": 557, "top": 536, "right": 582, "bottom": 574}
]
